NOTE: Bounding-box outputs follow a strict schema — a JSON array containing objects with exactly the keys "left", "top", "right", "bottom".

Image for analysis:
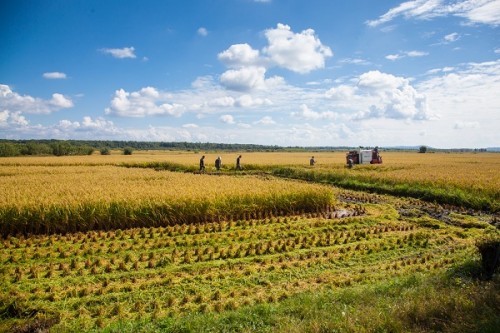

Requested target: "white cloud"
[
  {"left": 220, "top": 114, "right": 235, "bottom": 124},
  {"left": 0, "top": 110, "right": 8, "bottom": 126},
  {"left": 454, "top": 0, "right": 500, "bottom": 25},
  {"left": 325, "top": 85, "right": 357, "bottom": 100},
  {"left": 444, "top": 32, "right": 461, "bottom": 42},
  {"left": 208, "top": 96, "right": 235, "bottom": 107},
  {"left": 426, "top": 66, "right": 455, "bottom": 74},
  {"left": 386, "top": 50, "right": 429, "bottom": 60},
  {"left": 263, "top": 23, "right": 333, "bottom": 74},
  {"left": 100, "top": 47, "right": 136, "bottom": 59},
  {"left": 367, "top": 0, "right": 500, "bottom": 27},
  {"left": 182, "top": 123, "right": 199, "bottom": 128},
  {"left": 220, "top": 66, "right": 267, "bottom": 91},
  {"left": 105, "top": 87, "right": 185, "bottom": 117},
  {"left": 254, "top": 116, "right": 276, "bottom": 125},
  {"left": 197, "top": 27, "right": 208, "bottom": 36},
  {"left": 217, "top": 24, "right": 332, "bottom": 91},
  {"left": 407, "top": 50, "right": 429, "bottom": 57},
  {"left": 218, "top": 44, "right": 261, "bottom": 68},
  {"left": 50, "top": 93, "right": 74, "bottom": 108},
  {"left": 356, "top": 71, "right": 430, "bottom": 120},
  {"left": 291, "top": 104, "right": 337, "bottom": 121},
  {"left": 57, "top": 119, "right": 79, "bottom": 129},
  {"left": 494, "top": 48, "right": 500, "bottom": 54},
  {"left": 0, "top": 84, "right": 73, "bottom": 114},
  {"left": 54, "top": 116, "right": 117, "bottom": 133},
  {"left": 386, "top": 54, "right": 402, "bottom": 61},
  {"left": 0, "top": 110, "right": 29, "bottom": 128},
  {"left": 339, "top": 58, "right": 371, "bottom": 65},
  {"left": 43, "top": 72, "right": 67, "bottom": 79},
  {"left": 236, "top": 94, "right": 273, "bottom": 107}
]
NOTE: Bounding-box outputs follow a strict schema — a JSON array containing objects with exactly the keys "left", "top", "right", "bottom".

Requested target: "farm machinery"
[{"left": 346, "top": 147, "right": 382, "bottom": 167}]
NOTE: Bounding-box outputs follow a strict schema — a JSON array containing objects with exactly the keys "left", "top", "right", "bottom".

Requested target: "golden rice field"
[
  {"left": 0, "top": 163, "right": 333, "bottom": 236},
  {"left": 1, "top": 151, "right": 497, "bottom": 194},
  {"left": 0, "top": 151, "right": 499, "bottom": 332}
]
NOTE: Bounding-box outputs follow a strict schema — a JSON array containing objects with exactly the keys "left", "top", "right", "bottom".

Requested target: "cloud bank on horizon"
[{"left": 1, "top": 0, "right": 499, "bottom": 148}]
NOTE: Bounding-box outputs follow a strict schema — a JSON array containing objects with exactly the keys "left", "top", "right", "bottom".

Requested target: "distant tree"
[
  {"left": 123, "top": 147, "right": 133, "bottom": 155},
  {"left": 20, "top": 142, "right": 52, "bottom": 155},
  {"left": 419, "top": 146, "right": 427, "bottom": 153},
  {"left": 51, "top": 141, "right": 72, "bottom": 156},
  {"left": 0, "top": 143, "right": 20, "bottom": 157},
  {"left": 69, "top": 145, "right": 94, "bottom": 155},
  {"left": 100, "top": 147, "right": 111, "bottom": 155}
]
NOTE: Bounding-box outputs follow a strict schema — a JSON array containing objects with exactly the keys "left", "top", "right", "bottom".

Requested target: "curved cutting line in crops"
[{"left": 271, "top": 167, "right": 499, "bottom": 213}]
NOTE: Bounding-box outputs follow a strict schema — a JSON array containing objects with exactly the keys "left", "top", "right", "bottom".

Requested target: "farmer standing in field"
[
  {"left": 199, "top": 155, "right": 206, "bottom": 173},
  {"left": 310, "top": 156, "right": 315, "bottom": 166},
  {"left": 215, "top": 156, "right": 222, "bottom": 172},
  {"left": 236, "top": 155, "right": 242, "bottom": 170}
]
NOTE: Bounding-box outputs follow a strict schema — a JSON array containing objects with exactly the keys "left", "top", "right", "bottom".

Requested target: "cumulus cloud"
[
  {"left": 218, "top": 44, "right": 261, "bottom": 68},
  {"left": 367, "top": 0, "right": 500, "bottom": 27},
  {"left": 254, "top": 116, "right": 276, "bottom": 125},
  {"left": 220, "top": 66, "right": 267, "bottom": 91},
  {"left": 43, "top": 72, "right": 67, "bottom": 79},
  {"left": 0, "top": 84, "right": 73, "bottom": 114},
  {"left": 100, "top": 47, "right": 136, "bottom": 59},
  {"left": 220, "top": 114, "right": 235, "bottom": 124},
  {"left": 236, "top": 94, "right": 273, "bottom": 107},
  {"left": 356, "top": 70, "right": 430, "bottom": 120},
  {"left": 50, "top": 93, "right": 74, "bottom": 108},
  {"left": 291, "top": 104, "right": 337, "bottom": 121},
  {"left": 208, "top": 96, "right": 235, "bottom": 107},
  {"left": 263, "top": 23, "right": 333, "bottom": 73},
  {"left": 0, "top": 110, "right": 29, "bottom": 127},
  {"left": 325, "top": 85, "right": 357, "bottom": 100},
  {"left": 218, "top": 23, "right": 332, "bottom": 75},
  {"left": 105, "top": 87, "right": 185, "bottom": 117},
  {"left": 217, "top": 24, "right": 332, "bottom": 91}
]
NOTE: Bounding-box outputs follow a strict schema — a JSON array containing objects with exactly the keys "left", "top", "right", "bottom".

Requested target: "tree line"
[
  {"left": 0, "top": 140, "right": 286, "bottom": 157},
  {"left": 0, "top": 139, "right": 493, "bottom": 157}
]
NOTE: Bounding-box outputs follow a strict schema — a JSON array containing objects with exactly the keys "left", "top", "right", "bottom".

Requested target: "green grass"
[{"left": 99, "top": 265, "right": 500, "bottom": 333}]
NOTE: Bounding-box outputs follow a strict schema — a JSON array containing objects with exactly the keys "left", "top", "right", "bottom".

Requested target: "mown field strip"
[{"left": 1, "top": 201, "right": 483, "bottom": 331}]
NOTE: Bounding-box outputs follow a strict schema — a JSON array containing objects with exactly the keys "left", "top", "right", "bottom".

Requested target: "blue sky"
[{"left": 1, "top": 0, "right": 499, "bottom": 148}]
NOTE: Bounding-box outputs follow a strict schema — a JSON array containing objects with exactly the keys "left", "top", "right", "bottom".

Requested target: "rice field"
[
  {"left": 0, "top": 164, "right": 333, "bottom": 236},
  {"left": 0, "top": 151, "right": 499, "bottom": 332}
]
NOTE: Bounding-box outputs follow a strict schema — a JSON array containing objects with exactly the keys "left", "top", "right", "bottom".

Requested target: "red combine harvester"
[{"left": 346, "top": 147, "right": 382, "bottom": 166}]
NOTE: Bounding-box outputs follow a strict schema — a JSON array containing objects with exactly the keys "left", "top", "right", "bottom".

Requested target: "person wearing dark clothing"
[
  {"left": 199, "top": 155, "right": 206, "bottom": 173},
  {"left": 215, "top": 156, "right": 222, "bottom": 171},
  {"left": 310, "top": 156, "right": 315, "bottom": 166},
  {"left": 236, "top": 155, "right": 242, "bottom": 170}
]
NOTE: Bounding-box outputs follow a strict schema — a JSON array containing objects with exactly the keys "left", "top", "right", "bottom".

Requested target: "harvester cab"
[{"left": 346, "top": 147, "right": 382, "bottom": 166}]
